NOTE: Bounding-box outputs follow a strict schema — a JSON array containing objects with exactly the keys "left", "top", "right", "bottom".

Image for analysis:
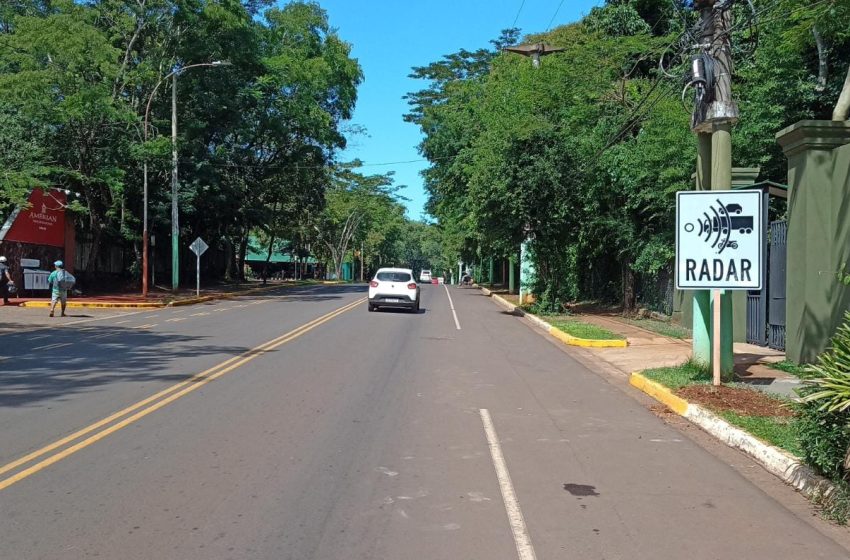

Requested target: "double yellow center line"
[{"left": 0, "top": 297, "right": 365, "bottom": 492}]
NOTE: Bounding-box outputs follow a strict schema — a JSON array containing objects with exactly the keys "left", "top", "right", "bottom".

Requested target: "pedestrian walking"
[
  {"left": 0, "top": 256, "right": 13, "bottom": 305},
  {"left": 47, "top": 260, "right": 74, "bottom": 317}
]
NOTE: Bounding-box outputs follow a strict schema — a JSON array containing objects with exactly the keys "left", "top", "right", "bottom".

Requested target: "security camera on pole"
[{"left": 683, "top": 0, "right": 740, "bottom": 375}]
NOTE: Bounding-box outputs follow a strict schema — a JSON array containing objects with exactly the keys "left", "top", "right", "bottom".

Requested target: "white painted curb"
[{"left": 683, "top": 404, "right": 834, "bottom": 499}]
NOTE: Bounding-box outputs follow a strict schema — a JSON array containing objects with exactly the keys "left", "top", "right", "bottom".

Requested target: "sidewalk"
[
  {"left": 573, "top": 313, "right": 800, "bottom": 397},
  {"left": 4, "top": 279, "right": 309, "bottom": 309}
]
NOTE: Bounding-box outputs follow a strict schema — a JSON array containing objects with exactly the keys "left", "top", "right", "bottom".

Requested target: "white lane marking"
[
  {"left": 143, "top": 314, "right": 160, "bottom": 319},
  {"left": 190, "top": 312, "right": 210, "bottom": 317},
  {"left": 32, "top": 342, "right": 72, "bottom": 351},
  {"left": 114, "top": 320, "right": 131, "bottom": 324},
  {"left": 133, "top": 324, "right": 157, "bottom": 329},
  {"left": 165, "top": 317, "right": 187, "bottom": 323},
  {"left": 29, "top": 334, "right": 49, "bottom": 340},
  {"left": 479, "top": 409, "right": 538, "bottom": 560},
  {"left": 444, "top": 284, "right": 461, "bottom": 330}
]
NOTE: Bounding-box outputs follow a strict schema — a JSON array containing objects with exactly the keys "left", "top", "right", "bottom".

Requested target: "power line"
[
  {"left": 546, "top": 0, "right": 567, "bottom": 32},
  {"left": 511, "top": 0, "right": 527, "bottom": 29}
]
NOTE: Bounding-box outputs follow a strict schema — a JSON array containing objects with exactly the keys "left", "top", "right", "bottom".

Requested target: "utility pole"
[
  {"left": 690, "top": 0, "right": 739, "bottom": 374},
  {"left": 171, "top": 72, "right": 180, "bottom": 292}
]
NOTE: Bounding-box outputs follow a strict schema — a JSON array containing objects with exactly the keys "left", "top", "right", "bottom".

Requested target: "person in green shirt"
[{"left": 47, "top": 260, "right": 68, "bottom": 317}]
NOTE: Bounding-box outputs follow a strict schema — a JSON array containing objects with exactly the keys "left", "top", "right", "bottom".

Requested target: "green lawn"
[
  {"left": 718, "top": 411, "right": 802, "bottom": 457},
  {"left": 770, "top": 359, "right": 811, "bottom": 377},
  {"left": 622, "top": 318, "right": 691, "bottom": 339},
  {"left": 548, "top": 318, "right": 625, "bottom": 341},
  {"left": 641, "top": 361, "right": 712, "bottom": 389}
]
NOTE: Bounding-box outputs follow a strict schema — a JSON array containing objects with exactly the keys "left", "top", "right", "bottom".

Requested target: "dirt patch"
[{"left": 676, "top": 385, "right": 794, "bottom": 417}]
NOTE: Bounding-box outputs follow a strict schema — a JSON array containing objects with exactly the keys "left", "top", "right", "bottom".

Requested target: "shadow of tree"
[
  {"left": 0, "top": 325, "right": 253, "bottom": 408},
  {"left": 0, "top": 283, "right": 370, "bottom": 408}
]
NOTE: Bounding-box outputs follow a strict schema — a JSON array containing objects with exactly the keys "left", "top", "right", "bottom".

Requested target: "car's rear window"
[{"left": 376, "top": 271, "right": 412, "bottom": 282}]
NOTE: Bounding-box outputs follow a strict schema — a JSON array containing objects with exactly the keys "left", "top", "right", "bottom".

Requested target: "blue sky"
[{"left": 306, "top": 0, "right": 603, "bottom": 219}]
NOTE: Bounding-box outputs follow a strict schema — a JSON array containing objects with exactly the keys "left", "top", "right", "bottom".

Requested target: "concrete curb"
[
  {"left": 20, "top": 301, "right": 164, "bottom": 309},
  {"left": 19, "top": 281, "right": 312, "bottom": 310},
  {"left": 629, "top": 371, "right": 835, "bottom": 501},
  {"left": 479, "top": 287, "right": 628, "bottom": 348}
]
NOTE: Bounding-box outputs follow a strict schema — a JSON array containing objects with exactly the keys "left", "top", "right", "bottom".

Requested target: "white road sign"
[
  {"left": 676, "top": 190, "right": 763, "bottom": 290},
  {"left": 189, "top": 237, "right": 208, "bottom": 256}
]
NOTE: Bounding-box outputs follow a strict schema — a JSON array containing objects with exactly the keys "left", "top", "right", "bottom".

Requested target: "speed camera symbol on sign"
[
  {"left": 676, "top": 190, "right": 763, "bottom": 290},
  {"left": 683, "top": 199, "right": 754, "bottom": 254}
]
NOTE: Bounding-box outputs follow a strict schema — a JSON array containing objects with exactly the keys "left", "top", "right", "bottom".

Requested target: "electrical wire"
[
  {"left": 545, "top": 0, "right": 567, "bottom": 32},
  {"left": 511, "top": 0, "right": 527, "bottom": 29}
]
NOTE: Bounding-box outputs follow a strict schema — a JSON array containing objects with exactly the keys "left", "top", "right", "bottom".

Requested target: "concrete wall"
[{"left": 777, "top": 121, "right": 850, "bottom": 363}]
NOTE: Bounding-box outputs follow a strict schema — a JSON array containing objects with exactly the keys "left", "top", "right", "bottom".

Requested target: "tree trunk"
[
  {"left": 622, "top": 259, "right": 637, "bottom": 314},
  {"left": 813, "top": 26, "right": 828, "bottom": 92},
  {"left": 237, "top": 234, "right": 248, "bottom": 282},
  {"left": 223, "top": 237, "right": 235, "bottom": 281},
  {"left": 833, "top": 62, "right": 850, "bottom": 121},
  {"left": 263, "top": 233, "right": 276, "bottom": 285}
]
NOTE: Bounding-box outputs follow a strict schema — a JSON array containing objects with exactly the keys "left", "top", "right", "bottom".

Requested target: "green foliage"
[
  {"left": 770, "top": 359, "right": 811, "bottom": 377},
  {"left": 795, "top": 402, "right": 850, "bottom": 480},
  {"left": 718, "top": 411, "right": 802, "bottom": 457},
  {"left": 406, "top": 0, "right": 850, "bottom": 315},
  {"left": 642, "top": 359, "right": 712, "bottom": 390},
  {"left": 548, "top": 318, "right": 625, "bottom": 341},
  {"left": 623, "top": 317, "right": 691, "bottom": 339},
  {"left": 0, "top": 0, "right": 371, "bottom": 282},
  {"left": 800, "top": 312, "right": 850, "bottom": 413},
  {"left": 812, "top": 479, "right": 850, "bottom": 525},
  {"left": 585, "top": 2, "right": 652, "bottom": 37}
]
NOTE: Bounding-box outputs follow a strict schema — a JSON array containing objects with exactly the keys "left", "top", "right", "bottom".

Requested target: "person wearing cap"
[
  {"left": 47, "top": 260, "right": 68, "bottom": 317},
  {"left": 0, "top": 256, "right": 12, "bottom": 305}
]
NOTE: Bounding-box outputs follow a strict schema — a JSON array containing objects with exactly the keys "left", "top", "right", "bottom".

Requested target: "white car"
[
  {"left": 368, "top": 268, "right": 420, "bottom": 312},
  {"left": 419, "top": 269, "right": 432, "bottom": 283}
]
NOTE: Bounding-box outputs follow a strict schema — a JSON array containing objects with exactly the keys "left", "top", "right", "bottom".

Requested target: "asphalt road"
[{"left": 0, "top": 283, "right": 848, "bottom": 559}]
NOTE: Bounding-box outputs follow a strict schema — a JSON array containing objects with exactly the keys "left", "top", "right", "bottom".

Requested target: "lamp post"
[
  {"left": 503, "top": 44, "right": 563, "bottom": 302},
  {"left": 142, "top": 60, "right": 230, "bottom": 295}
]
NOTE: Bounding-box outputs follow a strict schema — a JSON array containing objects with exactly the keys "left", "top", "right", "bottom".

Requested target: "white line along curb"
[{"left": 683, "top": 403, "right": 833, "bottom": 498}]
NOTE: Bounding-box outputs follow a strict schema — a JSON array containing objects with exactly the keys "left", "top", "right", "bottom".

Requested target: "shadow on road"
[
  {"left": 0, "top": 325, "right": 252, "bottom": 408},
  {"left": 0, "top": 283, "right": 370, "bottom": 408}
]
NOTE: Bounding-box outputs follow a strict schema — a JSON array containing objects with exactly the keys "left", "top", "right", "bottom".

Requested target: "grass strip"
[
  {"left": 769, "top": 359, "right": 810, "bottom": 377},
  {"left": 548, "top": 318, "right": 625, "bottom": 341},
  {"left": 718, "top": 411, "right": 803, "bottom": 457},
  {"left": 622, "top": 318, "right": 691, "bottom": 339},
  {"left": 641, "top": 360, "right": 712, "bottom": 390}
]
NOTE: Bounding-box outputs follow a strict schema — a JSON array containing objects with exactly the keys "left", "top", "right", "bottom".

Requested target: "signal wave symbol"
[{"left": 683, "top": 199, "right": 747, "bottom": 255}]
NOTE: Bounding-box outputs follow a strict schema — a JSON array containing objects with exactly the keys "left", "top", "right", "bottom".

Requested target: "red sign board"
[{"left": 3, "top": 189, "right": 66, "bottom": 247}]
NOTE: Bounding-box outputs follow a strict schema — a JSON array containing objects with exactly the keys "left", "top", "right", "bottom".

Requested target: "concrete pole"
[
  {"left": 489, "top": 257, "right": 495, "bottom": 286},
  {"left": 508, "top": 256, "right": 516, "bottom": 293},
  {"left": 712, "top": 121, "right": 735, "bottom": 375},
  {"left": 171, "top": 72, "right": 180, "bottom": 292},
  {"left": 710, "top": 2, "right": 737, "bottom": 376}
]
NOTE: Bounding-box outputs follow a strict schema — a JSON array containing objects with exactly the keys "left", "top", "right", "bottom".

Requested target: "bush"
[
  {"left": 795, "top": 402, "right": 850, "bottom": 480},
  {"left": 797, "top": 311, "right": 850, "bottom": 479}
]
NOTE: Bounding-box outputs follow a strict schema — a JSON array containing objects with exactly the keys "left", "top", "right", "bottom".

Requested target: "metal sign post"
[
  {"left": 676, "top": 190, "right": 764, "bottom": 385},
  {"left": 189, "top": 237, "right": 209, "bottom": 297}
]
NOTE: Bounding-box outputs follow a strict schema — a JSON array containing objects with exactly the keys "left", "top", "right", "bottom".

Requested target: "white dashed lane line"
[{"left": 443, "top": 284, "right": 462, "bottom": 331}]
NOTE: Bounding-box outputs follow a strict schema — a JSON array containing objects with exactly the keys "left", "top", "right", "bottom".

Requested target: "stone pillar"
[
  {"left": 508, "top": 256, "right": 516, "bottom": 294},
  {"left": 776, "top": 120, "right": 850, "bottom": 363}
]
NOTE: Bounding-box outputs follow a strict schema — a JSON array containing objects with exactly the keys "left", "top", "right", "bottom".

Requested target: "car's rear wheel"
[
  {"left": 368, "top": 303, "right": 376, "bottom": 312},
  {"left": 412, "top": 300, "right": 420, "bottom": 313}
]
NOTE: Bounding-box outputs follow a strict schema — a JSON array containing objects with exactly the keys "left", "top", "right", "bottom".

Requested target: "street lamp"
[
  {"left": 142, "top": 60, "right": 231, "bottom": 295},
  {"left": 503, "top": 43, "right": 565, "bottom": 68},
  {"left": 502, "top": 44, "right": 563, "bottom": 302}
]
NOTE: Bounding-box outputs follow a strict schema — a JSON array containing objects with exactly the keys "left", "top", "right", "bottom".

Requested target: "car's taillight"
[
  {"left": 370, "top": 280, "right": 379, "bottom": 288},
  {"left": 407, "top": 282, "right": 417, "bottom": 289}
]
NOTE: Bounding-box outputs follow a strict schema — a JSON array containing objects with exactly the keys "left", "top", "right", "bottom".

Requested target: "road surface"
[{"left": 0, "top": 283, "right": 847, "bottom": 559}]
